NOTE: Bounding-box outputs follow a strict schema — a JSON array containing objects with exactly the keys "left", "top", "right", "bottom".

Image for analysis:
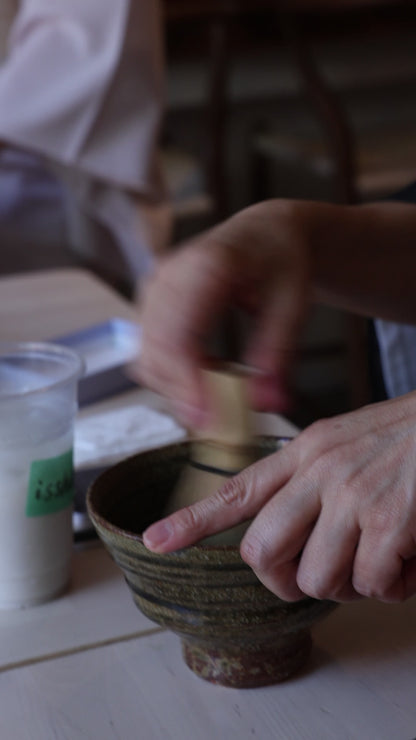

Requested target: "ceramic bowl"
[{"left": 87, "top": 438, "right": 335, "bottom": 688}]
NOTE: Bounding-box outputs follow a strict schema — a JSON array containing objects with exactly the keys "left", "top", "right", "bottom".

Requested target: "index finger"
[{"left": 142, "top": 440, "right": 299, "bottom": 552}]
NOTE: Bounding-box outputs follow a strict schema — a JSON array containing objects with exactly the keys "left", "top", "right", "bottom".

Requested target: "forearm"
[
  {"left": 138, "top": 195, "right": 416, "bottom": 420},
  {"left": 303, "top": 200, "right": 416, "bottom": 322}
]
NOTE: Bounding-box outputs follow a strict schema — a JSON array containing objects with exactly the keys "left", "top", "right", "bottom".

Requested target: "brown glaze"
[{"left": 87, "top": 438, "right": 336, "bottom": 688}]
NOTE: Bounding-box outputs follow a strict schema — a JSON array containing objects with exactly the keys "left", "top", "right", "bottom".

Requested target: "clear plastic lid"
[{"left": 0, "top": 342, "right": 84, "bottom": 399}]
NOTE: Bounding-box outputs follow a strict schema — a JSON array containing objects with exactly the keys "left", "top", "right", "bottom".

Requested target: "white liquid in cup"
[{"left": 0, "top": 343, "right": 83, "bottom": 609}]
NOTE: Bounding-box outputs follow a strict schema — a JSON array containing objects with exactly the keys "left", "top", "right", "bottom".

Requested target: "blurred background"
[{"left": 1, "top": 0, "right": 416, "bottom": 428}]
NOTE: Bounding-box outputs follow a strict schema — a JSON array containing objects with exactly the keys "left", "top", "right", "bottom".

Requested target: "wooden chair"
[
  {"left": 252, "top": 1, "right": 416, "bottom": 205},
  {"left": 162, "top": 0, "right": 278, "bottom": 235},
  {"left": 250, "top": 1, "right": 416, "bottom": 414}
]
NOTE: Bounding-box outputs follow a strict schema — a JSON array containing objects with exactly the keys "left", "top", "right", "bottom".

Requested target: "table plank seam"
[{"left": 0, "top": 625, "right": 165, "bottom": 675}]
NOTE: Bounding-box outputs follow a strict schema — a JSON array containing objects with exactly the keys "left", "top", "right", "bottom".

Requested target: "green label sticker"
[{"left": 26, "top": 449, "right": 74, "bottom": 517}]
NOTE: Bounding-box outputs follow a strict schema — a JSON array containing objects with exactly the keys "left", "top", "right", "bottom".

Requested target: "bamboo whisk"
[{"left": 164, "top": 366, "right": 259, "bottom": 545}]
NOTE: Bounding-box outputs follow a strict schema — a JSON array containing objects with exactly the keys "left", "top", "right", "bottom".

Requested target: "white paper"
[{"left": 74, "top": 403, "right": 186, "bottom": 469}]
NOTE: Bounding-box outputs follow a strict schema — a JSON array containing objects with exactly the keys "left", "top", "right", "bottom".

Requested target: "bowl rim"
[{"left": 86, "top": 435, "right": 294, "bottom": 552}]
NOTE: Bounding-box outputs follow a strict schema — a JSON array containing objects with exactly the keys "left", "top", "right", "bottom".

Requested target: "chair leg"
[
  {"left": 283, "top": 15, "right": 372, "bottom": 409},
  {"left": 281, "top": 13, "right": 358, "bottom": 206},
  {"left": 206, "top": 17, "right": 229, "bottom": 221}
]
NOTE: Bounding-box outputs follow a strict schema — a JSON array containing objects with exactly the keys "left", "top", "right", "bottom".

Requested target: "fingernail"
[{"left": 143, "top": 519, "right": 173, "bottom": 551}]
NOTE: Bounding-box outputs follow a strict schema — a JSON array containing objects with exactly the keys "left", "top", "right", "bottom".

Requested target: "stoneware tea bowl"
[{"left": 86, "top": 438, "right": 335, "bottom": 688}]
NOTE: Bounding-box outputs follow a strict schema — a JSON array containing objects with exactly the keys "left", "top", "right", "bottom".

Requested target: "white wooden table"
[{"left": 1, "top": 269, "right": 416, "bottom": 740}]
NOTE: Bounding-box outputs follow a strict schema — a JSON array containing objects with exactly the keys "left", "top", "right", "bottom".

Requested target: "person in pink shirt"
[{"left": 0, "top": 0, "right": 171, "bottom": 290}]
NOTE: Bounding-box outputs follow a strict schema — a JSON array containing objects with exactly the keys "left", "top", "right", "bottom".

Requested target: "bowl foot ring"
[{"left": 181, "top": 631, "right": 312, "bottom": 688}]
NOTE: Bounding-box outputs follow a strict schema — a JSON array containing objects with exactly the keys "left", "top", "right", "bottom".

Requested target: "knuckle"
[
  {"left": 215, "top": 474, "right": 251, "bottom": 511},
  {"left": 300, "top": 418, "right": 333, "bottom": 451},
  {"left": 352, "top": 566, "right": 403, "bottom": 602},
  {"left": 297, "top": 423, "right": 347, "bottom": 478},
  {"left": 174, "top": 504, "right": 205, "bottom": 537},
  {"left": 240, "top": 532, "right": 271, "bottom": 572},
  {"left": 273, "top": 585, "right": 305, "bottom": 603},
  {"left": 306, "top": 451, "right": 334, "bottom": 484},
  {"left": 297, "top": 553, "right": 354, "bottom": 601},
  {"left": 364, "top": 503, "right": 399, "bottom": 534},
  {"left": 351, "top": 578, "right": 384, "bottom": 600},
  {"left": 296, "top": 571, "right": 329, "bottom": 601},
  {"left": 240, "top": 536, "right": 260, "bottom": 569}
]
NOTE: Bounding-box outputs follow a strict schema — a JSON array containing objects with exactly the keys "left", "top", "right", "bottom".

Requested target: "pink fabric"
[
  {"left": 0, "top": 1, "right": 171, "bottom": 282},
  {"left": 0, "top": 0, "right": 165, "bottom": 195}
]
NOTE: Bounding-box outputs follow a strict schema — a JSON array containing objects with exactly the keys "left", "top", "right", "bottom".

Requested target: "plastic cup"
[{"left": 0, "top": 342, "right": 84, "bottom": 608}]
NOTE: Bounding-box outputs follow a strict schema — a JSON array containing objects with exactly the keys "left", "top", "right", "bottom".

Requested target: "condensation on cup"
[{"left": 0, "top": 342, "right": 84, "bottom": 608}]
